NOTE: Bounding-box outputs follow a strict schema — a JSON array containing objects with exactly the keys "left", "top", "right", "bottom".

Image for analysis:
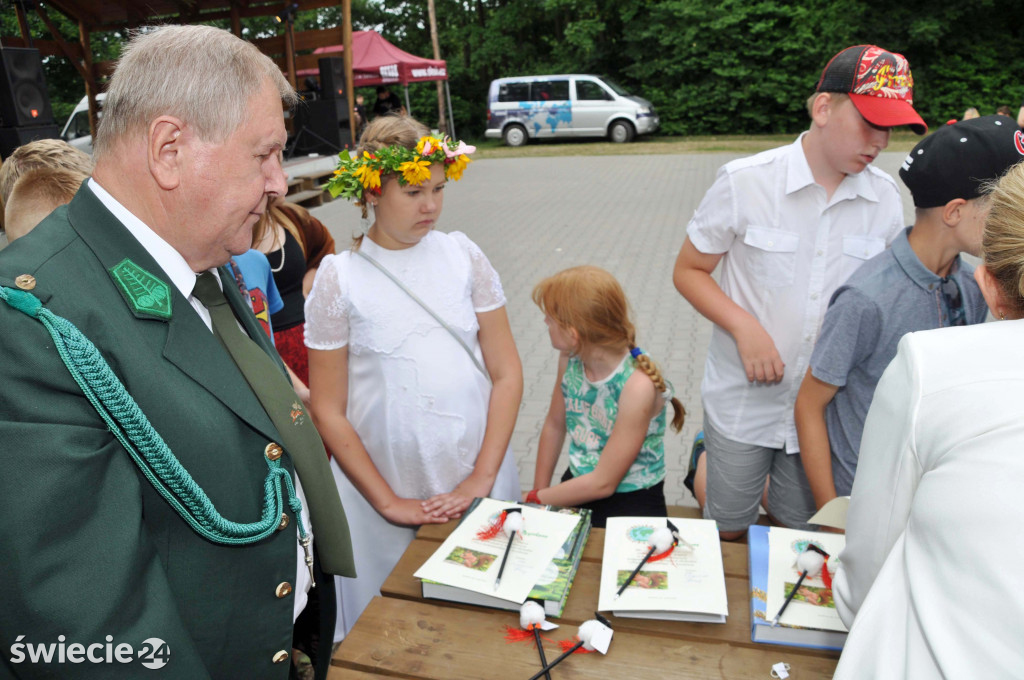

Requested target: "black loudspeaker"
[
  {"left": 0, "top": 48, "right": 55, "bottom": 128},
  {"left": 318, "top": 57, "right": 345, "bottom": 99},
  {"left": 0, "top": 124, "right": 60, "bottom": 158},
  {"left": 291, "top": 99, "right": 351, "bottom": 155}
]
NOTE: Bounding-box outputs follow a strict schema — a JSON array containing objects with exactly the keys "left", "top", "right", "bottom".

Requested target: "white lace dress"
[{"left": 304, "top": 230, "right": 521, "bottom": 641}]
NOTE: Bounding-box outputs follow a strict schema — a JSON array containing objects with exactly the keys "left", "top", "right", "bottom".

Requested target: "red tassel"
[
  {"left": 558, "top": 637, "right": 595, "bottom": 654},
  {"left": 821, "top": 557, "right": 832, "bottom": 590},
  {"left": 504, "top": 625, "right": 555, "bottom": 645},
  {"left": 647, "top": 544, "right": 676, "bottom": 563},
  {"left": 476, "top": 510, "right": 507, "bottom": 540},
  {"left": 504, "top": 626, "right": 535, "bottom": 643}
]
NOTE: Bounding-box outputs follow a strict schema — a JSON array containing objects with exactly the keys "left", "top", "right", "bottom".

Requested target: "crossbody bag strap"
[{"left": 354, "top": 248, "right": 491, "bottom": 383}]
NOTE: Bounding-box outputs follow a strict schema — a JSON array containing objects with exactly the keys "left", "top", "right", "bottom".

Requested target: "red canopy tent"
[{"left": 297, "top": 30, "right": 454, "bottom": 135}]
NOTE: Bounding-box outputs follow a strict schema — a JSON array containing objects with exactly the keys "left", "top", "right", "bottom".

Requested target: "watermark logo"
[
  {"left": 9, "top": 635, "right": 169, "bottom": 669},
  {"left": 138, "top": 638, "right": 171, "bottom": 670}
]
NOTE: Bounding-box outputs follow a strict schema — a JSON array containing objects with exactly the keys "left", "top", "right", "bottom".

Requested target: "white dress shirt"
[
  {"left": 87, "top": 180, "right": 311, "bottom": 621},
  {"left": 687, "top": 134, "right": 903, "bottom": 452},
  {"left": 833, "top": 320, "right": 1024, "bottom": 678}
]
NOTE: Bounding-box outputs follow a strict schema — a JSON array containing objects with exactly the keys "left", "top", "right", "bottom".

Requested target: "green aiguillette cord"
[{"left": 0, "top": 284, "right": 308, "bottom": 547}]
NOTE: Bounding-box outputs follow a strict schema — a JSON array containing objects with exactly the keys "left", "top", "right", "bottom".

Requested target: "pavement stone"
[{"left": 303, "top": 149, "right": 916, "bottom": 508}]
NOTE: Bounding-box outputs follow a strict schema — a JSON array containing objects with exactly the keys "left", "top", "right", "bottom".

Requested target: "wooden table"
[{"left": 330, "top": 516, "right": 840, "bottom": 679}]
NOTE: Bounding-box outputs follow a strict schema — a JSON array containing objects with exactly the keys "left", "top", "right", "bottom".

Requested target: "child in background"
[
  {"left": 306, "top": 115, "right": 522, "bottom": 640},
  {"left": 3, "top": 166, "right": 88, "bottom": 243},
  {"left": 525, "top": 265, "right": 685, "bottom": 528}
]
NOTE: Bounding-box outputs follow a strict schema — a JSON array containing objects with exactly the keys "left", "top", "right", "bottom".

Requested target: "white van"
[
  {"left": 485, "top": 74, "right": 658, "bottom": 146},
  {"left": 60, "top": 94, "right": 104, "bottom": 155}
]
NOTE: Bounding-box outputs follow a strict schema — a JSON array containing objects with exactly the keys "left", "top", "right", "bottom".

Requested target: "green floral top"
[{"left": 563, "top": 354, "right": 667, "bottom": 493}]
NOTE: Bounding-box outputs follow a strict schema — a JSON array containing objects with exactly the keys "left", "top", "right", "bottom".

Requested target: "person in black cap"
[{"left": 794, "top": 114, "right": 1024, "bottom": 517}]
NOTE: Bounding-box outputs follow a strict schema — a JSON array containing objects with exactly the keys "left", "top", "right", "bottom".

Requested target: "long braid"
[{"left": 629, "top": 343, "right": 686, "bottom": 433}]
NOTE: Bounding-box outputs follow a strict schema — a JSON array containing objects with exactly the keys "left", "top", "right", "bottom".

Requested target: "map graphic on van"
[{"left": 505, "top": 101, "right": 573, "bottom": 135}]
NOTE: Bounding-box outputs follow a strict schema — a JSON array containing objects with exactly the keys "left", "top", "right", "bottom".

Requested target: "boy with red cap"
[{"left": 673, "top": 45, "right": 927, "bottom": 540}]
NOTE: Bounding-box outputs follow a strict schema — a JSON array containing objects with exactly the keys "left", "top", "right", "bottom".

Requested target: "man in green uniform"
[{"left": 0, "top": 25, "right": 354, "bottom": 679}]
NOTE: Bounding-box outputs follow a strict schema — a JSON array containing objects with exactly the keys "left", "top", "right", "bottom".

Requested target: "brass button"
[
  {"left": 275, "top": 582, "right": 293, "bottom": 598},
  {"left": 272, "top": 650, "right": 289, "bottom": 664},
  {"left": 277, "top": 513, "right": 290, "bottom": 531},
  {"left": 264, "top": 442, "right": 282, "bottom": 461},
  {"left": 14, "top": 274, "right": 36, "bottom": 290}
]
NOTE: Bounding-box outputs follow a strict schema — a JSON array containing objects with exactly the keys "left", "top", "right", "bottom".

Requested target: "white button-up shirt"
[
  {"left": 687, "top": 134, "right": 903, "bottom": 452},
  {"left": 88, "top": 180, "right": 312, "bottom": 621}
]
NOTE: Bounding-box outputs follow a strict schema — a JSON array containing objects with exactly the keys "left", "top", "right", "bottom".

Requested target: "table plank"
[
  {"left": 416, "top": 524, "right": 750, "bottom": 579},
  {"left": 382, "top": 538, "right": 838, "bottom": 661},
  {"left": 333, "top": 597, "right": 837, "bottom": 679}
]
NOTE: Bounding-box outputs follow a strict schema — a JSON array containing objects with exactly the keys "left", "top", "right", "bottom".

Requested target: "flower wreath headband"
[{"left": 325, "top": 135, "right": 475, "bottom": 204}]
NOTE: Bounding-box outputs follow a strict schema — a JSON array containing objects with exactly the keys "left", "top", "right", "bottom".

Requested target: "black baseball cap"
[{"left": 899, "top": 115, "right": 1024, "bottom": 208}]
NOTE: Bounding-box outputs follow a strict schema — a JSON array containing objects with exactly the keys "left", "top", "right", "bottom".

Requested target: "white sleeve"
[
  {"left": 449, "top": 231, "right": 506, "bottom": 312},
  {"left": 832, "top": 333, "right": 923, "bottom": 626},
  {"left": 686, "top": 165, "right": 739, "bottom": 255},
  {"left": 303, "top": 253, "right": 350, "bottom": 350}
]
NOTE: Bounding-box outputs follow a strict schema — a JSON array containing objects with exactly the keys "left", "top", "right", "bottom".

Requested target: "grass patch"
[{"left": 468, "top": 131, "right": 921, "bottom": 159}]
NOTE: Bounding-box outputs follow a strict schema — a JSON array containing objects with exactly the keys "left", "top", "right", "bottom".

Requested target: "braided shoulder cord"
[{"left": 0, "top": 285, "right": 307, "bottom": 546}]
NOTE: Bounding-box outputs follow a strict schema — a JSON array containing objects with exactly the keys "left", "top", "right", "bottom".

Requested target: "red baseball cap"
[{"left": 816, "top": 45, "right": 927, "bottom": 135}]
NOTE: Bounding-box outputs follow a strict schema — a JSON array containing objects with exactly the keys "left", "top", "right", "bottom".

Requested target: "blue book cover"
[{"left": 748, "top": 525, "right": 846, "bottom": 651}]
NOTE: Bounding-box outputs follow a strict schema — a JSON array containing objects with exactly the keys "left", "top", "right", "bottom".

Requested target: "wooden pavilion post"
[
  {"left": 230, "top": 1, "right": 242, "bottom": 37},
  {"left": 283, "top": 15, "right": 297, "bottom": 90},
  {"left": 342, "top": 0, "right": 354, "bottom": 150},
  {"left": 78, "top": 22, "right": 98, "bottom": 139},
  {"left": 426, "top": 0, "right": 447, "bottom": 134},
  {"left": 14, "top": 2, "right": 32, "bottom": 46}
]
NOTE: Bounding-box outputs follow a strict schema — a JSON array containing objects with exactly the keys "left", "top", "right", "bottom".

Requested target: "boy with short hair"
[
  {"left": 0, "top": 138, "right": 92, "bottom": 229},
  {"left": 3, "top": 166, "right": 88, "bottom": 242},
  {"left": 673, "top": 45, "right": 926, "bottom": 540},
  {"left": 795, "top": 115, "right": 1024, "bottom": 511}
]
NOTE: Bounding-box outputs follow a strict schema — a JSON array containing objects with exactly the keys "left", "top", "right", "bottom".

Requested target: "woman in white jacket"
[{"left": 832, "top": 161, "right": 1024, "bottom": 679}]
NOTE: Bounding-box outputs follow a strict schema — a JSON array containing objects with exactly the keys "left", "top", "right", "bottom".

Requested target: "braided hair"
[{"left": 532, "top": 265, "right": 685, "bottom": 432}]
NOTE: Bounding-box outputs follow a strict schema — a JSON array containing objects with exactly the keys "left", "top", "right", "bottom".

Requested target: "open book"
[
  {"left": 416, "top": 497, "right": 583, "bottom": 612},
  {"left": 597, "top": 516, "right": 728, "bottom": 623},
  {"left": 748, "top": 525, "right": 847, "bottom": 650}
]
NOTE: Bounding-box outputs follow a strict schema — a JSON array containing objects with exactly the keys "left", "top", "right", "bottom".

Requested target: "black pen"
[
  {"left": 771, "top": 544, "right": 830, "bottom": 627},
  {"left": 493, "top": 507, "right": 522, "bottom": 591},
  {"left": 532, "top": 625, "right": 551, "bottom": 680},
  {"left": 526, "top": 613, "right": 612, "bottom": 680},
  {"left": 614, "top": 519, "right": 680, "bottom": 600}
]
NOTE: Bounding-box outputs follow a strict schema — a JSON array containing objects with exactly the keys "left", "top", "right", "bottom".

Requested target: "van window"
[
  {"left": 66, "top": 111, "right": 91, "bottom": 138},
  {"left": 600, "top": 78, "right": 631, "bottom": 97},
  {"left": 576, "top": 80, "right": 612, "bottom": 101},
  {"left": 498, "top": 82, "right": 531, "bottom": 103},
  {"left": 531, "top": 80, "right": 569, "bottom": 101}
]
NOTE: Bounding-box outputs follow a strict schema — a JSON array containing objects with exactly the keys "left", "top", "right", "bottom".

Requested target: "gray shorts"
[{"left": 702, "top": 416, "right": 817, "bottom": 532}]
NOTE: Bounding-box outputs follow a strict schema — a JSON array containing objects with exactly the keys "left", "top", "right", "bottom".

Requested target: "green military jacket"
[{"left": 0, "top": 185, "right": 354, "bottom": 679}]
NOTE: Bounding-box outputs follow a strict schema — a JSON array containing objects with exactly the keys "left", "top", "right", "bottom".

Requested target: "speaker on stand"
[
  {"left": 0, "top": 47, "right": 59, "bottom": 158},
  {"left": 286, "top": 57, "right": 352, "bottom": 158}
]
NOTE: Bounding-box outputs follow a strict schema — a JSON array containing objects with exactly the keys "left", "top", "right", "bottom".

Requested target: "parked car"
[
  {"left": 485, "top": 74, "right": 658, "bottom": 146},
  {"left": 61, "top": 93, "right": 104, "bottom": 155}
]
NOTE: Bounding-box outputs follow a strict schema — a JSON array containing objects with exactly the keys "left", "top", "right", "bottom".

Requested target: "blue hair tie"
[{"left": 630, "top": 347, "right": 643, "bottom": 358}]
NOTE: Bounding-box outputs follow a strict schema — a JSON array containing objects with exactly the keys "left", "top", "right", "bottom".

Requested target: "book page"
[
  {"left": 414, "top": 498, "right": 581, "bottom": 604},
  {"left": 597, "top": 517, "right": 728, "bottom": 617},
  {"left": 765, "top": 527, "right": 847, "bottom": 632}
]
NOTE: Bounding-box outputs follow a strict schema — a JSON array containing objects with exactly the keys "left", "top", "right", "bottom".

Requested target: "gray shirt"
[{"left": 809, "top": 227, "right": 987, "bottom": 494}]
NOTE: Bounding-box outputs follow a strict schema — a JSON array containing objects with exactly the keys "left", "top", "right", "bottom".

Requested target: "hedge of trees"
[
  {"left": 7, "top": 0, "right": 1023, "bottom": 140},
  {"left": 376, "top": 0, "right": 1024, "bottom": 138}
]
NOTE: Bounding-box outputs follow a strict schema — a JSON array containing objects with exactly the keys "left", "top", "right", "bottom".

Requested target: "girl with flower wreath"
[
  {"left": 524, "top": 265, "right": 686, "bottom": 528},
  {"left": 305, "top": 115, "right": 523, "bottom": 640}
]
